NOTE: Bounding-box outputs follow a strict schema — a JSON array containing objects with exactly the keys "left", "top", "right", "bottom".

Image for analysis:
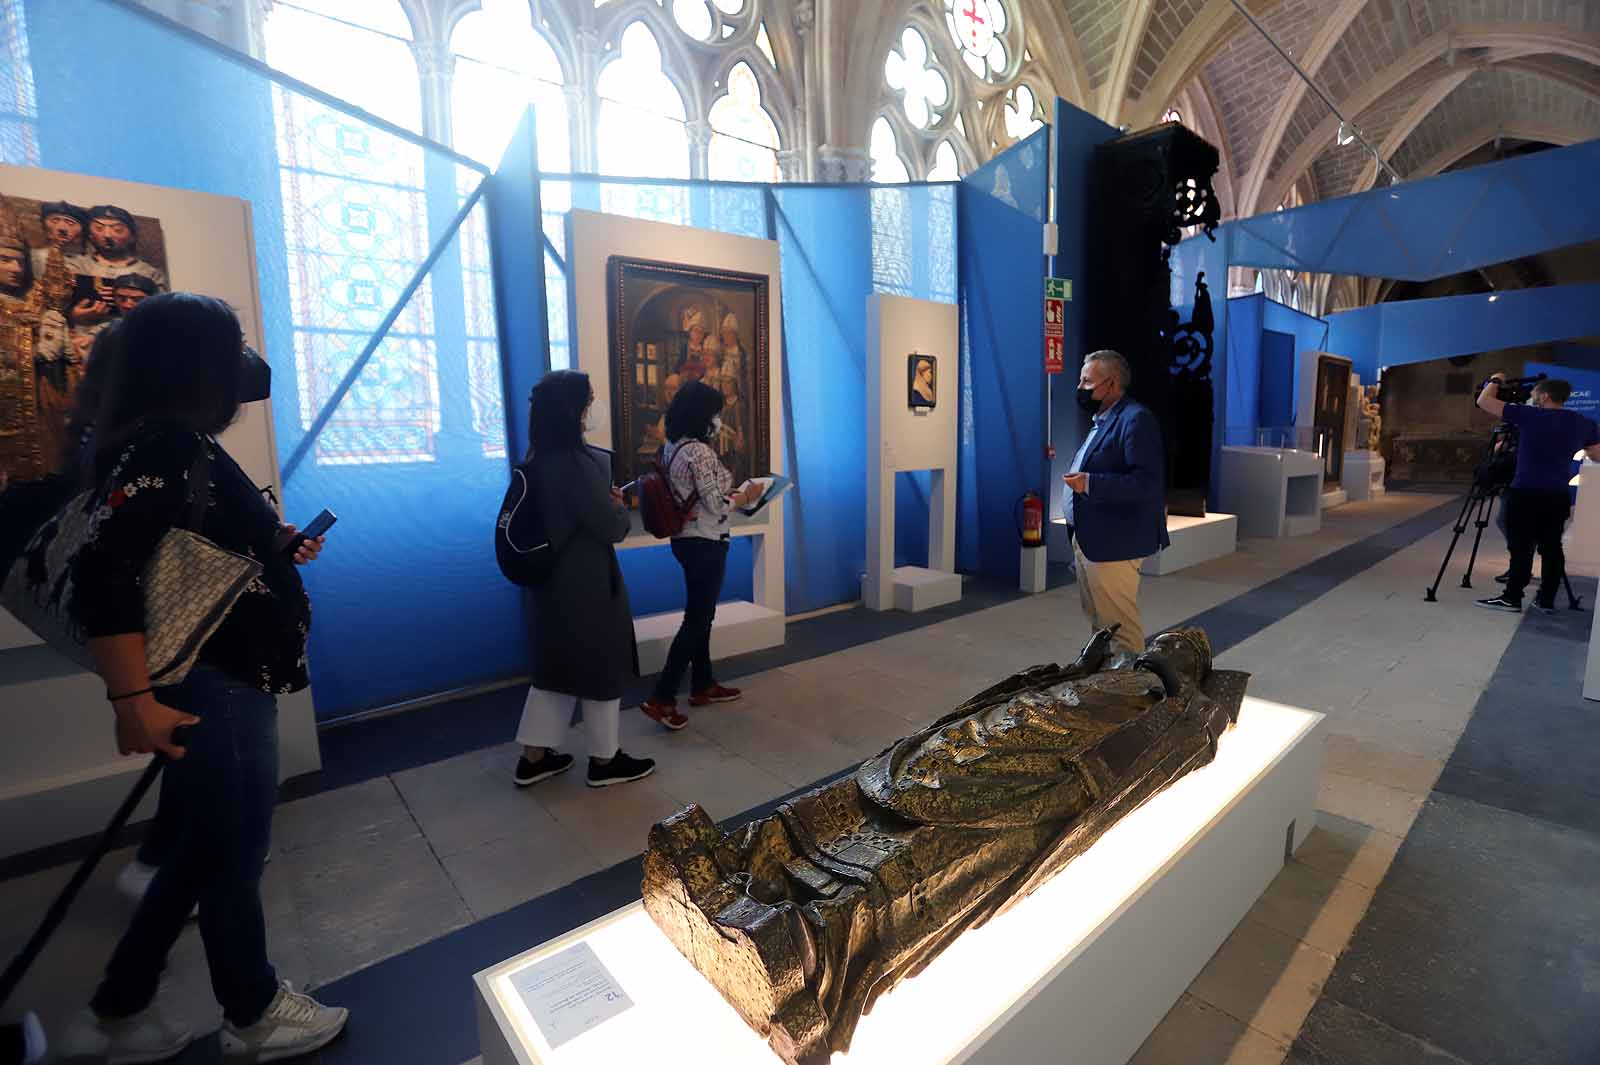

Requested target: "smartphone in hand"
[{"left": 283, "top": 509, "right": 337, "bottom": 557}]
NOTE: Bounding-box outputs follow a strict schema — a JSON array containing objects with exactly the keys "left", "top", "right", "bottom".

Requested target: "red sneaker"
[
  {"left": 640, "top": 698, "right": 688, "bottom": 731},
  {"left": 690, "top": 685, "right": 742, "bottom": 707}
]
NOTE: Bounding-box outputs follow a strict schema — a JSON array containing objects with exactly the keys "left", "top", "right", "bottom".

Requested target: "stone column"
[
  {"left": 686, "top": 118, "right": 713, "bottom": 181},
  {"left": 816, "top": 146, "right": 870, "bottom": 183}
]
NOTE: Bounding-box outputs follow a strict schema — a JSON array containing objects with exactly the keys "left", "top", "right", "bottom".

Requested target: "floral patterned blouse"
[{"left": 71, "top": 424, "right": 311, "bottom": 694}]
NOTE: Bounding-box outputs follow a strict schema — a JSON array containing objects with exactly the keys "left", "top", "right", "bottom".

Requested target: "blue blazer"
[{"left": 1065, "top": 397, "right": 1170, "bottom": 563}]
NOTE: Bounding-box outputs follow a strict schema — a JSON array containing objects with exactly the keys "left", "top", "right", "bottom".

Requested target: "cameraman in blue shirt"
[{"left": 1475, "top": 375, "right": 1600, "bottom": 613}]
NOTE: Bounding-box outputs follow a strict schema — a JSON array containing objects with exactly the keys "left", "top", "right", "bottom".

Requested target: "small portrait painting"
[{"left": 908, "top": 354, "right": 937, "bottom": 410}]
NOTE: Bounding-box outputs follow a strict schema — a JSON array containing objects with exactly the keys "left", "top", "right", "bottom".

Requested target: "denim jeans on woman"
[
  {"left": 91, "top": 664, "right": 280, "bottom": 1027},
  {"left": 653, "top": 537, "right": 730, "bottom": 699}
]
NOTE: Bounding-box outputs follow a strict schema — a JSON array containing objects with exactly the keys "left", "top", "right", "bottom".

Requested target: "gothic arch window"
[
  {"left": 267, "top": 0, "right": 442, "bottom": 465},
  {"left": 708, "top": 61, "right": 780, "bottom": 181},
  {"left": 878, "top": 0, "right": 1048, "bottom": 178},
  {"left": 448, "top": 0, "right": 571, "bottom": 172},
  {"left": 928, "top": 140, "right": 961, "bottom": 181},
  {"left": 596, "top": 21, "right": 691, "bottom": 180},
  {"left": 870, "top": 115, "right": 912, "bottom": 183},
  {"left": 0, "top": 0, "right": 38, "bottom": 166}
]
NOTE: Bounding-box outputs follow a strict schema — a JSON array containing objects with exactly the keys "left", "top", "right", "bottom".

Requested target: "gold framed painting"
[{"left": 606, "top": 255, "right": 771, "bottom": 490}]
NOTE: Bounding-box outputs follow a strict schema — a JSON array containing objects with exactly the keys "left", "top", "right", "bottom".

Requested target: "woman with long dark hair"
[
  {"left": 59, "top": 293, "right": 346, "bottom": 1063},
  {"left": 511, "top": 369, "right": 655, "bottom": 788},
  {"left": 639, "top": 379, "right": 761, "bottom": 729}
]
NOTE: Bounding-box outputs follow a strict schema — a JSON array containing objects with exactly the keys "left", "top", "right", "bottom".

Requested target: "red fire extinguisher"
[{"left": 1017, "top": 492, "right": 1044, "bottom": 547}]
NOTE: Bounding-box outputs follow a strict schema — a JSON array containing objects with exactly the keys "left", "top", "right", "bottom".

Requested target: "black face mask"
[
  {"left": 1075, "top": 385, "right": 1101, "bottom": 415},
  {"left": 239, "top": 344, "right": 272, "bottom": 403}
]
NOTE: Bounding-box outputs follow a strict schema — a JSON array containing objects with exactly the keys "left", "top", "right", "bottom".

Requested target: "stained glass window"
[
  {"left": 944, "top": 0, "right": 1009, "bottom": 81},
  {"left": 871, "top": 187, "right": 913, "bottom": 296},
  {"left": 268, "top": 0, "right": 442, "bottom": 467},
  {"left": 709, "top": 62, "right": 780, "bottom": 182},
  {"left": 450, "top": 0, "right": 571, "bottom": 171},
  {"left": 1003, "top": 84, "right": 1042, "bottom": 142},
  {"left": 929, "top": 184, "right": 957, "bottom": 303},
  {"left": 263, "top": 0, "right": 421, "bottom": 133},
  {"left": 884, "top": 27, "right": 948, "bottom": 130},
  {"left": 870, "top": 116, "right": 911, "bottom": 182},
  {"left": 672, "top": 0, "right": 714, "bottom": 40},
  {"left": 597, "top": 22, "right": 690, "bottom": 221},
  {"left": 756, "top": 23, "right": 776, "bottom": 66},
  {"left": 0, "top": 0, "right": 38, "bottom": 166}
]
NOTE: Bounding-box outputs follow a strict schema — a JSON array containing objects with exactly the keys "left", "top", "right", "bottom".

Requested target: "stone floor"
[{"left": 1, "top": 491, "right": 1575, "bottom": 1064}]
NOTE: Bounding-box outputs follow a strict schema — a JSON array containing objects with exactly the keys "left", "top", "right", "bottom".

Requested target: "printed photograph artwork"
[
  {"left": 607, "top": 256, "right": 771, "bottom": 491},
  {"left": 908, "top": 353, "right": 937, "bottom": 410},
  {"left": 1, "top": 191, "right": 170, "bottom": 484}
]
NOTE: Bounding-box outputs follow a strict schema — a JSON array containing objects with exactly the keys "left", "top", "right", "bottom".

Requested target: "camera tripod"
[{"left": 1424, "top": 481, "right": 1584, "bottom": 609}]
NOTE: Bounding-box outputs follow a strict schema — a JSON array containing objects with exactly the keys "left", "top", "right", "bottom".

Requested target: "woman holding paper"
[{"left": 640, "top": 380, "right": 762, "bottom": 729}]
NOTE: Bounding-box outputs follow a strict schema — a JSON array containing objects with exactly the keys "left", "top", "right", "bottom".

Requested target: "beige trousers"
[{"left": 1073, "top": 540, "right": 1145, "bottom": 655}]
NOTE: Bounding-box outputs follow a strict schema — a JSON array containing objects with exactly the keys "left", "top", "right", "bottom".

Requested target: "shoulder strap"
[{"left": 182, "top": 439, "right": 213, "bottom": 532}]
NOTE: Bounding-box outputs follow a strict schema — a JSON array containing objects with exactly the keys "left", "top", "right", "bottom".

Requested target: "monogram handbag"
[{"left": 1, "top": 446, "right": 262, "bottom": 686}]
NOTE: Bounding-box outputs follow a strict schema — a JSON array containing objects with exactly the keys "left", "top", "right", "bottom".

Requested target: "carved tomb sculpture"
[{"left": 642, "top": 625, "right": 1249, "bottom": 1064}]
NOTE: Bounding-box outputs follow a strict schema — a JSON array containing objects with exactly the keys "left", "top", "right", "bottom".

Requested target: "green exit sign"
[{"left": 1044, "top": 277, "right": 1072, "bottom": 300}]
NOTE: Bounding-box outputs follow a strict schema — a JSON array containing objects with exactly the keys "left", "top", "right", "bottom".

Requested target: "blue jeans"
[
  {"left": 92, "top": 665, "right": 280, "bottom": 1026},
  {"left": 653, "top": 538, "right": 729, "bottom": 699}
]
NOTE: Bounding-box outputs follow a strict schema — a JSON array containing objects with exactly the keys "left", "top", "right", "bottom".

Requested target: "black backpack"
[{"left": 495, "top": 461, "right": 564, "bottom": 587}]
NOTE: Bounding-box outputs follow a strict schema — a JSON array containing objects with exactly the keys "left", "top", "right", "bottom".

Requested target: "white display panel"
[{"left": 477, "top": 697, "right": 1324, "bottom": 1065}]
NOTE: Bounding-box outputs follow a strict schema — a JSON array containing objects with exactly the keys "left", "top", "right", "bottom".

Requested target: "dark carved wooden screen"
[{"left": 1314, "top": 355, "right": 1352, "bottom": 486}]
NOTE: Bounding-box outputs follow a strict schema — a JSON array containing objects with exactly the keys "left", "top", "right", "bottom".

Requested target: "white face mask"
[{"left": 710, "top": 415, "right": 724, "bottom": 436}]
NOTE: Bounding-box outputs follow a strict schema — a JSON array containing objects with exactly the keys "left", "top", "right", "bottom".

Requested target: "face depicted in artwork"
[
  {"left": 662, "top": 373, "right": 682, "bottom": 409},
  {"left": 720, "top": 373, "right": 739, "bottom": 405},
  {"left": 43, "top": 213, "right": 82, "bottom": 249},
  {"left": 70, "top": 331, "right": 95, "bottom": 361},
  {"left": 916, "top": 359, "right": 934, "bottom": 388},
  {"left": 113, "top": 283, "right": 152, "bottom": 313},
  {"left": 0, "top": 248, "right": 25, "bottom": 290},
  {"left": 89, "top": 217, "right": 135, "bottom": 258}
]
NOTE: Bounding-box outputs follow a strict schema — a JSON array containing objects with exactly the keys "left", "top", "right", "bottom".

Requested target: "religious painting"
[
  {"left": 1313, "top": 353, "right": 1352, "bottom": 486},
  {"left": 908, "top": 354, "right": 937, "bottom": 410},
  {"left": 0, "top": 190, "right": 170, "bottom": 485},
  {"left": 607, "top": 256, "right": 770, "bottom": 491}
]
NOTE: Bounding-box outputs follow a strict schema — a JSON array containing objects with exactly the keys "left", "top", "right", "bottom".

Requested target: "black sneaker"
[
  {"left": 587, "top": 751, "right": 656, "bottom": 788},
  {"left": 513, "top": 751, "right": 574, "bottom": 787},
  {"left": 1475, "top": 594, "right": 1522, "bottom": 613},
  {"left": 1493, "top": 572, "right": 1509, "bottom": 584},
  {"left": 1530, "top": 600, "right": 1557, "bottom": 615}
]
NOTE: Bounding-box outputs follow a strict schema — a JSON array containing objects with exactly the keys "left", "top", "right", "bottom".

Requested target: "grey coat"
[{"left": 527, "top": 445, "right": 635, "bottom": 700}]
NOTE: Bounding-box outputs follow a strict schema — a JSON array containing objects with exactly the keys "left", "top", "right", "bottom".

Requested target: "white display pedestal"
[
  {"left": 1020, "top": 545, "right": 1048, "bottom": 594},
  {"left": 1321, "top": 488, "right": 1347, "bottom": 510},
  {"left": 863, "top": 294, "right": 961, "bottom": 614},
  {"left": 1342, "top": 452, "right": 1385, "bottom": 502},
  {"left": 1585, "top": 600, "right": 1600, "bottom": 703},
  {"left": 1142, "top": 513, "right": 1238, "bottom": 576},
  {"left": 1566, "top": 460, "right": 1599, "bottom": 579},
  {"left": 475, "top": 698, "right": 1325, "bottom": 1065},
  {"left": 625, "top": 522, "right": 787, "bottom": 675},
  {"left": 1217, "top": 447, "right": 1323, "bottom": 539}
]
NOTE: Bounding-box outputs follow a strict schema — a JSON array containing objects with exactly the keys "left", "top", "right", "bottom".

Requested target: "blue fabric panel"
[
  {"left": 1260, "top": 297, "right": 1331, "bottom": 424},
  {"left": 23, "top": 0, "right": 525, "bottom": 719},
  {"left": 1259, "top": 329, "right": 1296, "bottom": 433},
  {"left": 1167, "top": 233, "right": 1232, "bottom": 507},
  {"left": 966, "top": 127, "right": 1051, "bottom": 222},
  {"left": 895, "top": 471, "right": 931, "bottom": 568},
  {"left": 959, "top": 136, "right": 1047, "bottom": 578},
  {"left": 1230, "top": 140, "right": 1600, "bottom": 281},
  {"left": 620, "top": 538, "right": 753, "bottom": 616},
  {"left": 486, "top": 110, "right": 550, "bottom": 461},
  {"left": 1225, "top": 294, "right": 1264, "bottom": 446},
  {"left": 1047, "top": 99, "right": 1120, "bottom": 517},
  {"left": 1326, "top": 283, "right": 1600, "bottom": 382},
  {"left": 771, "top": 185, "right": 873, "bottom": 613}
]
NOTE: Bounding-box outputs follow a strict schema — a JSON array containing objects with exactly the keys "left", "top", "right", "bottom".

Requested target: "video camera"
[{"left": 1476, "top": 373, "right": 1546, "bottom": 407}]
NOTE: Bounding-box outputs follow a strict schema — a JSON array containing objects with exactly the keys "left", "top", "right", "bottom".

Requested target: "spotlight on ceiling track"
[{"left": 1337, "top": 121, "right": 1356, "bottom": 147}]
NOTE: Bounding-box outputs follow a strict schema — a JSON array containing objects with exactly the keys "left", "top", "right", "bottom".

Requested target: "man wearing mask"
[{"left": 1061, "top": 350, "right": 1169, "bottom": 658}]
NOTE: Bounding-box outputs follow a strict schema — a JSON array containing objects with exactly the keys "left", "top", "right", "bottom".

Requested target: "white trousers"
[
  {"left": 1073, "top": 541, "right": 1145, "bottom": 655},
  {"left": 515, "top": 687, "right": 620, "bottom": 759}
]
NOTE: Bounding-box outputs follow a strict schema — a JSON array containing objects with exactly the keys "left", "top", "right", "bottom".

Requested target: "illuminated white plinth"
[
  {"left": 1141, "top": 512, "right": 1238, "bottom": 576},
  {"left": 476, "top": 698, "right": 1324, "bottom": 1065}
]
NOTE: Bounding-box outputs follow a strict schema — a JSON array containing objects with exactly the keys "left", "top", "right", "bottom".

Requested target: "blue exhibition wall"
[
  {"left": 1231, "top": 139, "right": 1600, "bottom": 281},
  {"left": 1223, "top": 294, "right": 1331, "bottom": 445},
  {"left": 1326, "top": 283, "right": 1600, "bottom": 382},
  {"left": 20, "top": 0, "right": 526, "bottom": 719},
  {"left": 959, "top": 128, "right": 1050, "bottom": 578},
  {"left": 1047, "top": 99, "right": 1120, "bottom": 518},
  {"left": 1261, "top": 297, "right": 1330, "bottom": 425}
]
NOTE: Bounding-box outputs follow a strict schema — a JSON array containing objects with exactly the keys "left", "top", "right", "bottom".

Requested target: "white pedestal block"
[
  {"left": 634, "top": 601, "right": 786, "bottom": 676},
  {"left": 1585, "top": 601, "right": 1600, "bottom": 703},
  {"left": 475, "top": 698, "right": 1325, "bottom": 1065},
  {"left": 1321, "top": 488, "right": 1347, "bottom": 510},
  {"left": 1567, "top": 460, "right": 1599, "bottom": 579},
  {"left": 1342, "top": 452, "right": 1385, "bottom": 502},
  {"left": 860, "top": 567, "right": 963, "bottom": 614},
  {"left": 1020, "top": 546, "right": 1048, "bottom": 593},
  {"left": 1218, "top": 447, "right": 1323, "bottom": 539},
  {"left": 1142, "top": 513, "right": 1238, "bottom": 576}
]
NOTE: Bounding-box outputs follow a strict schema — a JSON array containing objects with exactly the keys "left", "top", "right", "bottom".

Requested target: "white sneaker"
[
  {"left": 58, "top": 1004, "right": 192, "bottom": 1064},
  {"left": 19, "top": 1011, "right": 47, "bottom": 1065},
  {"left": 115, "top": 859, "right": 159, "bottom": 904},
  {"left": 221, "top": 981, "right": 348, "bottom": 1062}
]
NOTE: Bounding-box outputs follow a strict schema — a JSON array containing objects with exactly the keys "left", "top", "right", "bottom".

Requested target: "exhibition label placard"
[{"left": 511, "top": 941, "right": 633, "bottom": 1049}]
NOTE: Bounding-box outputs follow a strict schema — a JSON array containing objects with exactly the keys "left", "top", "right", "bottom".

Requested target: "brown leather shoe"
[
  {"left": 690, "top": 685, "right": 742, "bottom": 707},
  {"left": 640, "top": 698, "right": 689, "bottom": 730}
]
